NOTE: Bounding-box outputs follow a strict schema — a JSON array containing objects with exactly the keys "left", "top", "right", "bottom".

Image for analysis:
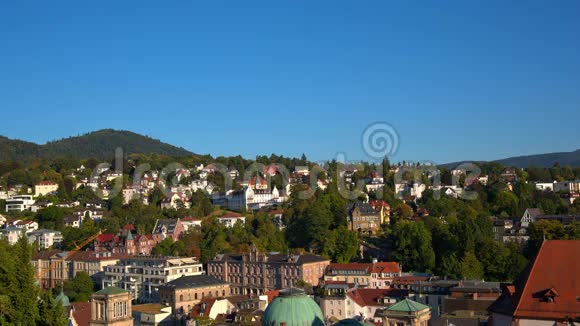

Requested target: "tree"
[
  {"left": 10, "top": 235, "right": 40, "bottom": 325},
  {"left": 391, "top": 221, "right": 435, "bottom": 272},
  {"left": 37, "top": 290, "right": 68, "bottom": 326},
  {"left": 460, "top": 251, "right": 484, "bottom": 280},
  {"left": 63, "top": 271, "right": 94, "bottom": 302}
]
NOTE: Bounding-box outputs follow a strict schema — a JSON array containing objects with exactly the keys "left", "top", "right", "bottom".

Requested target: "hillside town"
[{"left": 0, "top": 156, "right": 578, "bottom": 326}]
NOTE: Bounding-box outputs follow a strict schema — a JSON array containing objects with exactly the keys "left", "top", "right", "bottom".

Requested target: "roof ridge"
[{"left": 513, "top": 240, "right": 545, "bottom": 316}]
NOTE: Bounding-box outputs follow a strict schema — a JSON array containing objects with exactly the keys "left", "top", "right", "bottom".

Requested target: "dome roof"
[
  {"left": 55, "top": 291, "right": 70, "bottom": 307},
  {"left": 333, "top": 319, "right": 375, "bottom": 326},
  {"left": 262, "top": 288, "right": 324, "bottom": 326}
]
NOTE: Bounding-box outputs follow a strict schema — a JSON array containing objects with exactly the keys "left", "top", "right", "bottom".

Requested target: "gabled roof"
[
  {"left": 160, "top": 275, "right": 227, "bottom": 290},
  {"left": 525, "top": 208, "right": 545, "bottom": 219},
  {"left": 328, "top": 263, "right": 372, "bottom": 273},
  {"left": 70, "top": 302, "right": 91, "bottom": 326},
  {"left": 347, "top": 289, "right": 409, "bottom": 307},
  {"left": 385, "top": 298, "right": 430, "bottom": 312},
  {"left": 514, "top": 240, "right": 579, "bottom": 320},
  {"left": 371, "top": 262, "right": 400, "bottom": 274}
]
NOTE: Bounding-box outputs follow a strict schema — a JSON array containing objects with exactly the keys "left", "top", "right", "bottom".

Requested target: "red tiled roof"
[
  {"left": 264, "top": 289, "right": 280, "bottom": 303},
  {"left": 513, "top": 240, "right": 580, "bottom": 320},
  {"left": 122, "top": 224, "right": 135, "bottom": 231},
  {"left": 371, "top": 262, "right": 400, "bottom": 274},
  {"left": 328, "top": 263, "right": 372, "bottom": 273},
  {"left": 190, "top": 297, "right": 217, "bottom": 318},
  {"left": 37, "top": 181, "right": 57, "bottom": 185},
  {"left": 221, "top": 212, "right": 243, "bottom": 218},
  {"left": 369, "top": 200, "right": 390, "bottom": 210},
  {"left": 182, "top": 216, "right": 202, "bottom": 221},
  {"left": 70, "top": 302, "right": 91, "bottom": 326},
  {"left": 392, "top": 275, "right": 430, "bottom": 285},
  {"left": 32, "top": 250, "right": 63, "bottom": 260},
  {"left": 347, "top": 288, "right": 409, "bottom": 307},
  {"left": 96, "top": 233, "right": 115, "bottom": 243}
]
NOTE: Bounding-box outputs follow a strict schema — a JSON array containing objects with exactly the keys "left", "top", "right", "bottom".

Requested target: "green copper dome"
[
  {"left": 55, "top": 291, "right": 70, "bottom": 307},
  {"left": 262, "top": 288, "right": 324, "bottom": 326},
  {"left": 333, "top": 319, "right": 375, "bottom": 326}
]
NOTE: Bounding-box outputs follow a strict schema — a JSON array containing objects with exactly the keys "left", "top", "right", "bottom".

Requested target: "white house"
[
  {"left": 216, "top": 213, "right": 246, "bottom": 228},
  {"left": 0, "top": 228, "right": 25, "bottom": 245},
  {"left": 27, "top": 229, "right": 63, "bottom": 249},
  {"left": 34, "top": 181, "right": 59, "bottom": 197},
  {"left": 533, "top": 181, "right": 556, "bottom": 192},
  {"left": 181, "top": 217, "right": 203, "bottom": 231},
  {"left": 554, "top": 180, "right": 580, "bottom": 193},
  {"left": 5, "top": 195, "right": 35, "bottom": 212}
]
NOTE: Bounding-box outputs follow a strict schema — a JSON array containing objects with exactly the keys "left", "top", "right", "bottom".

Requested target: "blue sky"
[{"left": 1, "top": 1, "right": 579, "bottom": 164}]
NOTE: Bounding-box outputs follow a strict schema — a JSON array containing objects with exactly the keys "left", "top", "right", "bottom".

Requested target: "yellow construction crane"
[{"left": 36, "top": 230, "right": 103, "bottom": 289}]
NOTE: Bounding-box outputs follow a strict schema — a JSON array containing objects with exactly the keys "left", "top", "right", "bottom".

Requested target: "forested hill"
[
  {"left": 443, "top": 149, "right": 580, "bottom": 169},
  {"left": 494, "top": 149, "right": 580, "bottom": 168},
  {"left": 0, "top": 129, "right": 194, "bottom": 161}
]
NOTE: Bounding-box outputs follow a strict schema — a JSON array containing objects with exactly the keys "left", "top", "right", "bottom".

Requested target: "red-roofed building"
[
  {"left": 324, "top": 261, "right": 401, "bottom": 288},
  {"left": 68, "top": 302, "right": 91, "bottom": 326},
  {"left": 488, "top": 240, "right": 580, "bottom": 326},
  {"left": 320, "top": 287, "right": 409, "bottom": 322}
]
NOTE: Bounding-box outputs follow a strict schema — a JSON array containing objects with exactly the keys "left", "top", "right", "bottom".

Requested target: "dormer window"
[{"left": 542, "top": 288, "right": 559, "bottom": 302}]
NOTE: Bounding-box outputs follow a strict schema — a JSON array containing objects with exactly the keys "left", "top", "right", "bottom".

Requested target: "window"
[{"left": 180, "top": 294, "right": 183, "bottom": 302}]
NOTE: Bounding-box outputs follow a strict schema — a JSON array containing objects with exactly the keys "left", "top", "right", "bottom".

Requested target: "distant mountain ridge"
[
  {"left": 444, "top": 149, "right": 580, "bottom": 168},
  {"left": 0, "top": 129, "right": 194, "bottom": 161}
]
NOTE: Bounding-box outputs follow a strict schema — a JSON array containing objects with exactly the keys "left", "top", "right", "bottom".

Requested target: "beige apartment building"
[{"left": 207, "top": 246, "right": 330, "bottom": 295}]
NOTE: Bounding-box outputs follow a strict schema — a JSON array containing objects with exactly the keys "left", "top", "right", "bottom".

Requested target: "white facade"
[
  {"left": 554, "top": 180, "right": 580, "bottom": 193},
  {"left": 102, "top": 256, "right": 204, "bottom": 302},
  {"left": 34, "top": 182, "right": 59, "bottom": 197},
  {"left": 27, "top": 229, "right": 63, "bottom": 249},
  {"left": 533, "top": 182, "right": 556, "bottom": 192},
  {"left": 5, "top": 195, "right": 35, "bottom": 212},
  {"left": 0, "top": 228, "right": 25, "bottom": 245}
]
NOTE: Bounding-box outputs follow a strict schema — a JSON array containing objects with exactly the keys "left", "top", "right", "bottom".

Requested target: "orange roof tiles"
[{"left": 513, "top": 240, "right": 580, "bottom": 320}]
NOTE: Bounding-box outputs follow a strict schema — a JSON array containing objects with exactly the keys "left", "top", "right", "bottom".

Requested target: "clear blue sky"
[{"left": 1, "top": 1, "right": 579, "bottom": 164}]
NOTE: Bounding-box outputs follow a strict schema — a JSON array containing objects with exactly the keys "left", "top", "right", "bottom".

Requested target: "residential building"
[
  {"left": 320, "top": 288, "right": 408, "bottom": 322},
  {"left": 441, "top": 280, "right": 501, "bottom": 324},
  {"left": 89, "top": 287, "right": 133, "bottom": 326},
  {"left": 5, "top": 194, "right": 35, "bottom": 212},
  {"left": 132, "top": 304, "right": 172, "bottom": 326},
  {"left": 369, "top": 200, "right": 391, "bottom": 225},
  {"left": 160, "top": 192, "right": 191, "bottom": 210},
  {"left": 406, "top": 280, "right": 458, "bottom": 318},
  {"left": 207, "top": 245, "right": 330, "bottom": 295},
  {"left": 554, "top": 180, "right": 580, "bottom": 193},
  {"left": 216, "top": 212, "right": 246, "bottom": 228},
  {"left": 0, "top": 227, "right": 25, "bottom": 245},
  {"left": 533, "top": 181, "right": 556, "bottom": 192},
  {"left": 346, "top": 202, "right": 382, "bottom": 234},
  {"left": 152, "top": 219, "right": 185, "bottom": 242},
  {"left": 521, "top": 208, "right": 544, "bottom": 227},
  {"left": 159, "top": 275, "right": 230, "bottom": 314},
  {"left": 324, "top": 261, "right": 402, "bottom": 288},
  {"left": 27, "top": 229, "right": 63, "bottom": 249},
  {"left": 488, "top": 240, "right": 580, "bottom": 326},
  {"left": 34, "top": 181, "right": 59, "bottom": 197},
  {"left": 181, "top": 217, "right": 203, "bottom": 231},
  {"left": 102, "top": 256, "right": 203, "bottom": 302},
  {"left": 212, "top": 175, "right": 289, "bottom": 211},
  {"left": 32, "top": 250, "right": 122, "bottom": 289}
]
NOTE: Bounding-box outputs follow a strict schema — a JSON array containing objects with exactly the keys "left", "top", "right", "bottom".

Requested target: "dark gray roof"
[
  {"left": 212, "top": 253, "right": 329, "bottom": 265},
  {"left": 346, "top": 202, "right": 377, "bottom": 215},
  {"left": 159, "top": 275, "right": 227, "bottom": 290}
]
